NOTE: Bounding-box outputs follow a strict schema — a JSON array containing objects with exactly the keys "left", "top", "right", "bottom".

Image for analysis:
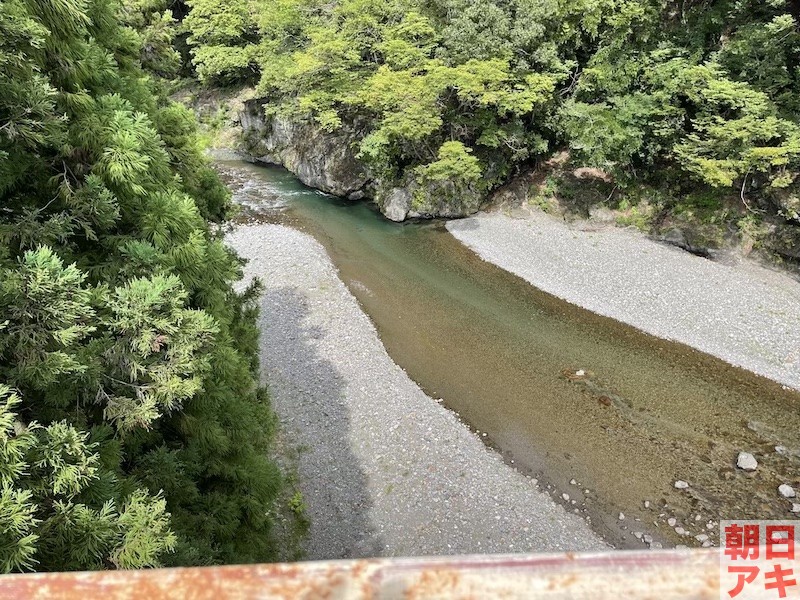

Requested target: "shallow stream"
[{"left": 219, "top": 159, "right": 800, "bottom": 549}]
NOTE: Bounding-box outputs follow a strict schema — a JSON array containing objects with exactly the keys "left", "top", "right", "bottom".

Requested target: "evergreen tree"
[{"left": 0, "top": 0, "right": 280, "bottom": 572}]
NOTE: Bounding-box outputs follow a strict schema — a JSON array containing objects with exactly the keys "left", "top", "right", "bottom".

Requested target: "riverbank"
[
  {"left": 448, "top": 210, "right": 800, "bottom": 392},
  {"left": 225, "top": 222, "right": 606, "bottom": 559}
]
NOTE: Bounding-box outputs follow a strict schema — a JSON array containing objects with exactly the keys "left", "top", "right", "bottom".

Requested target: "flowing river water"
[{"left": 218, "top": 158, "right": 800, "bottom": 549}]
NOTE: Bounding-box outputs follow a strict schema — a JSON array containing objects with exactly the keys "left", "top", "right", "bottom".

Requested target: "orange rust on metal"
[{"left": 0, "top": 550, "right": 721, "bottom": 599}]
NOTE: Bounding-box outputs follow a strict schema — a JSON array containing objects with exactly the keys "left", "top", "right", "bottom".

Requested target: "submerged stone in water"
[
  {"left": 779, "top": 484, "right": 796, "bottom": 498},
  {"left": 598, "top": 395, "right": 613, "bottom": 407}
]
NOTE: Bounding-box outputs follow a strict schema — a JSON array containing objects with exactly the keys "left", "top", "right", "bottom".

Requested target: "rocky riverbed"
[
  {"left": 226, "top": 223, "right": 607, "bottom": 559},
  {"left": 218, "top": 157, "right": 800, "bottom": 556}
]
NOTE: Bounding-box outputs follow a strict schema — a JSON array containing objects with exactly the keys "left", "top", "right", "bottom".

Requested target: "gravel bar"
[
  {"left": 226, "top": 223, "right": 606, "bottom": 560},
  {"left": 448, "top": 211, "right": 800, "bottom": 391}
]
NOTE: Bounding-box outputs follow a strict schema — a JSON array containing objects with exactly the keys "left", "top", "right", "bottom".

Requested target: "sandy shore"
[
  {"left": 448, "top": 211, "right": 800, "bottom": 391},
  {"left": 226, "top": 223, "right": 606, "bottom": 559}
]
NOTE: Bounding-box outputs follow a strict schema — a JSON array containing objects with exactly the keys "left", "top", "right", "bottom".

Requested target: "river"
[{"left": 218, "top": 158, "right": 800, "bottom": 549}]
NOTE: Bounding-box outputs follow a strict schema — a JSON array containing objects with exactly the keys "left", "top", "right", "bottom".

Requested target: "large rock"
[
  {"left": 407, "top": 177, "right": 484, "bottom": 220},
  {"left": 375, "top": 176, "right": 484, "bottom": 222},
  {"left": 239, "top": 99, "right": 486, "bottom": 221},
  {"left": 380, "top": 187, "right": 412, "bottom": 222}
]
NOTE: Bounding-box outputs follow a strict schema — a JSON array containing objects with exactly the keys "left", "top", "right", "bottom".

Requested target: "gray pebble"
[{"left": 736, "top": 452, "right": 758, "bottom": 471}]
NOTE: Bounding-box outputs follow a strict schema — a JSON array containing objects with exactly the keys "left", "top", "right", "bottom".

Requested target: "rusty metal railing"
[{"left": 0, "top": 550, "right": 723, "bottom": 599}]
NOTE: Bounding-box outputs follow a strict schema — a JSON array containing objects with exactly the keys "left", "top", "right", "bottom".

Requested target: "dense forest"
[
  {"left": 0, "top": 0, "right": 280, "bottom": 571},
  {"left": 184, "top": 0, "right": 800, "bottom": 258},
  {"left": 2, "top": 0, "right": 800, "bottom": 576}
]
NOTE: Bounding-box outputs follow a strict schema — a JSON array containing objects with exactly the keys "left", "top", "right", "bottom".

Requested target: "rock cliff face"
[
  {"left": 240, "top": 99, "right": 372, "bottom": 200},
  {"left": 240, "top": 99, "right": 485, "bottom": 221}
]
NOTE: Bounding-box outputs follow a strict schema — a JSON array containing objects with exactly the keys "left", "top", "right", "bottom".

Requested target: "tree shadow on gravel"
[{"left": 259, "top": 286, "right": 384, "bottom": 560}]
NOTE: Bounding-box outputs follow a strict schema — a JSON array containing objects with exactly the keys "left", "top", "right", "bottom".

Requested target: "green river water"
[{"left": 220, "top": 159, "right": 800, "bottom": 549}]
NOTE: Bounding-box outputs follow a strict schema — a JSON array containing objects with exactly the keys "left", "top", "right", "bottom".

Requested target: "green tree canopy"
[{"left": 179, "top": 0, "right": 800, "bottom": 222}]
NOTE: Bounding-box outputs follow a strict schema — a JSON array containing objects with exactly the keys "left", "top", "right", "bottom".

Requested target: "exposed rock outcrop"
[
  {"left": 377, "top": 186, "right": 413, "bottom": 222},
  {"left": 240, "top": 99, "right": 486, "bottom": 221},
  {"left": 241, "top": 99, "right": 371, "bottom": 200},
  {"left": 374, "top": 175, "right": 484, "bottom": 221}
]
